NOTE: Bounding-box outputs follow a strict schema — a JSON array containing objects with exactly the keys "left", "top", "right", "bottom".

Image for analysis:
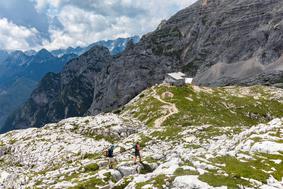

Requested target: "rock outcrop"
[
  {"left": 0, "top": 113, "right": 145, "bottom": 188},
  {"left": 6, "top": 0, "right": 283, "bottom": 131}
]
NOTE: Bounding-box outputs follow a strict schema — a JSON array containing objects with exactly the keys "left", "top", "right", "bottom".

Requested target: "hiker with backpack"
[
  {"left": 105, "top": 144, "right": 116, "bottom": 169},
  {"left": 133, "top": 142, "right": 142, "bottom": 164}
]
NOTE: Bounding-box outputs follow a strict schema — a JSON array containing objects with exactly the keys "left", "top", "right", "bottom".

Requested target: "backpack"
[
  {"left": 108, "top": 148, "right": 113, "bottom": 157},
  {"left": 104, "top": 145, "right": 115, "bottom": 157}
]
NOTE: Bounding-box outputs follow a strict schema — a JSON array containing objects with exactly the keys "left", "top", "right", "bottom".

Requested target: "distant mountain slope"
[
  {"left": 0, "top": 36, "right": 138, "bottom": 133},
  {"left": 0, "top": 50, "right": 9, "bottom": 63},
  {"left": 0, "top": 49, "right": 76, "bottom": 86},
  {"left": 0, "top": 78, "right": 37, "bottom": 129},
  {"left": 0, "top": 50, "right": 76, "bottom": 132},
  {"left": 6, "top": 0, "right": 283, "bottom": 132},
  {"left": 2, "top": 46, "right": 112, "bottom": 132}
]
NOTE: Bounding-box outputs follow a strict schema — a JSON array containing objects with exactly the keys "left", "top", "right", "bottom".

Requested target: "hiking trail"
[{"left": 152, "top": 87, "right": 179, "bottom": 127}]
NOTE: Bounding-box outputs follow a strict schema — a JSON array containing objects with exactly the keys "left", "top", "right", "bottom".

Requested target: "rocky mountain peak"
[
  {"left": 82, "top": 45, "right": 111, "bottom": 57},
  {"left": 35, "top": 48, "right": 54, "bottom": 59}
]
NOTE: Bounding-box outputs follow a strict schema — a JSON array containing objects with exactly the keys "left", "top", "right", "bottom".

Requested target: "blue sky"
[{"left": 0, "top": 0, "right": 197, "bottom": 51}]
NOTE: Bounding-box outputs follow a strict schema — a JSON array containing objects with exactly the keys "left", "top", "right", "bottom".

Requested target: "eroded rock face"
[
  {"left": 194, "top": 58, "right": 283, "bottom": 87},
  {"left": 6, "top": 0, "right": 283, "bottom": 131}
]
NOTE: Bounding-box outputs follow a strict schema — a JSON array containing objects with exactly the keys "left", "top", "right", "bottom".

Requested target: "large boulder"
[{"left": 172, "top": 176, "right": 213, "bottom": 189}]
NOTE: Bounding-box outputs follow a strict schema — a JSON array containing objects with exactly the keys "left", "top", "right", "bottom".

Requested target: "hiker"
[
  {"left": 105, "top": 144, "right": 116, "bottom": 169},
  {"left": 133, "top": 142, "right": 142, "bottom": 163}
]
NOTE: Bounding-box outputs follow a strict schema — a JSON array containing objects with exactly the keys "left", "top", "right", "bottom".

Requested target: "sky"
[{"left": 0, "top": 0, "right": 197, "bottom": 51}]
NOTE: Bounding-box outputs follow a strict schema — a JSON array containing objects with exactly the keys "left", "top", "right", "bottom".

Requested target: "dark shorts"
[{"left": 135, "top": 151, "right": 140, "bottom": 157}]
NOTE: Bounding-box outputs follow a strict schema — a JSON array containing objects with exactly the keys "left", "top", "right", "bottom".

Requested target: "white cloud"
[
  {"left": 0, "top": 18, "right": 40, "bottom": 50},
  {"left": 35, "top": 0, "right": 63, "bottom": 11},
  {"left": 43, "top": 5, "right": 112, "bottom": 49},
  {"left": 1, "top": 0, "right": 197, "bottom": 50},
  {"left": 42, "top": 0, "right": 197, "bottom": 50}
]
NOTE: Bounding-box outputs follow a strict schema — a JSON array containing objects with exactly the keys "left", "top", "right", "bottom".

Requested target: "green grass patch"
[
  {"left": 113, "top": 176, "right": 133, "bottom": 189},
  {"left": 144, "top": 156, "right": 158, "bottom": 163},
  {"left": 126, "top": 95, "right": 166, "bottom": 127},
  {"left": 200, "top": 155, "right": 271, "bottom": 188},
  {"left": 71, "top": 177, "right": 105, "bottom": 189},
  {"left": 103, "top": 172, "right": 116, "bottom": 183},
  {"left": 84, "top": 163, "right": 99, "bottom": 172},
  {"left": 82, "top": 153, "right": 102, "bottom": 160},
  {"left": 139, "top": 134, "right": 152, "bottom": 148},
  {"left": 34, "top": 165, "right": 61, "bottom": 176},
  {"left": 94, "top": 135, "right": 116, "bottom": 143},
  {"left": 255, "top": 153, "right": 283, "bottom": 181},
  {"left": 151, "top": 126, "right": 182, "bottom": 140},
  {"left": 214, "top": 156, "right": 269, "bottom": 183},
  {"left": 136, "top": 174, "right": 171, "bottom": 189},
  {"left": 199, "top": 172, "right": 251, "bottom": 189},
  {"left": 174, "top": 168, "right": 198, "bottom": 176},
  {"left": 62, "top": 172, "right": 81, "bottom": 182},
  {"left": 9, "top": 139, "right": 17, "bottom": 144},
  {"left": 162, "top": 85, "right": 283, "bottom": 127}
]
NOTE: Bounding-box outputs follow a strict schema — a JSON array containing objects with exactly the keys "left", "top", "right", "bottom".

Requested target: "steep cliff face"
[
  {"left": 5, "top": 0, "right": 283, "bottom": 131},
  {"left": 2, "top": 47, "right": 112, "bottom": 132},
  {"left": 88, "top": 41, "right": 180, "bottom": 114},
  {"left": 189, "top": 0, "right": 283, "bottom": 85},
  {"left": 0, "top": 50, "right": 77, "bottom": 132}
]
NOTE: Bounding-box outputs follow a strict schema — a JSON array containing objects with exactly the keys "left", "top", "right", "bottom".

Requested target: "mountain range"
[
  {"left": 51, "top": 36, "right": 140, "bottom": 57},
  {"left": 0, "top": 36, "right": 139, "bottom": 133},
  {"left": 0, "top": 49, "right": 76, "bottom": 133}
]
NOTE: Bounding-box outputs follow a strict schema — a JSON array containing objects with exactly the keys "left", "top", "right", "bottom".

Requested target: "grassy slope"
[
  {"left": 120, "top": 84, "right": 283, "bottom": 188},
  {"left": 122, "top": 84, "right": 283, "bottom": 128},
  {"left": 28, "top": 84, "right": 281, "bottom": 189},
  {"left": 2, "top": 84, "right": 282, "bottom": 189}
]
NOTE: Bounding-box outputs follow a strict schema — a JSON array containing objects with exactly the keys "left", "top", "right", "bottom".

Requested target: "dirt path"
[{"left": 152, "top": 88, "right": 179, "bottom": 127}]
